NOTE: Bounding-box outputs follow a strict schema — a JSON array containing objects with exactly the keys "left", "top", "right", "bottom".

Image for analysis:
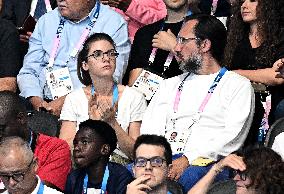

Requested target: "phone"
[{"left": 16, "top": 15, "right": 36, "bottom": 34}]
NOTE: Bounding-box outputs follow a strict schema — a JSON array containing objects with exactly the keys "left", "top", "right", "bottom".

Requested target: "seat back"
[{"left": 264, "top": 117, "right": 284, "bottom": 148}]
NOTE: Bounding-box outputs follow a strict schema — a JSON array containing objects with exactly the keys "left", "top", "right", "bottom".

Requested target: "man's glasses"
[
  {"left": 134, "top": 156, "right": 166, "bottom": 167},
  {"left": 232, "top": 169, "right": 247, "bottom": 181},
  {"left": 176, "top": 36, "right": 200, "bottom": 45},
  {"left": 87, "top": 49, "right": 119, "bottom": 61},
  {"left": 0, "top": 159, "right": 34, "bottom": 182}
]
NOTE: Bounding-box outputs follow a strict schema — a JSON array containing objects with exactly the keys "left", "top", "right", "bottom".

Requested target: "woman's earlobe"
[{"left": 82, "top": 61, "right": 89, "bottom": 71}]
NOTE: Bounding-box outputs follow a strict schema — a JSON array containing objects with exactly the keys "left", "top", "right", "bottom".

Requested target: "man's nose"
[
  {"left": 8, "top": 177, "right": 18, "bottom": 188},
  {"left": 145, "top": 161, "right": 153, "bottom": 170}
]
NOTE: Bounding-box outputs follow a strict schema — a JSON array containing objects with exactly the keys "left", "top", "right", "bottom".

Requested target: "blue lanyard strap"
[
  {"left": 37, "top": 181, "right": 44, "bottom": 194},
  {"left": 91, "top": 83, "right": 119, "bottom": 106},
  {"left": 83, "top": 165, "right": 110, "bottom": 194}
]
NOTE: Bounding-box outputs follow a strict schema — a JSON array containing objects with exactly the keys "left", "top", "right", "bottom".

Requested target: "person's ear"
[
  {"left": 200, "top": 39, "right": 211, "bottom": 53},
  {"left": 101, "top": 144, "right": 110, "bottom": 156},
  {"left": 32, "top": 157, "right": 39, "bottom": 172},
  {"left": 82, "top": 61, "right": 89, "bottom": 71},
  {"left": 132, "top": 165, "right": 136, "bottom": 177}
]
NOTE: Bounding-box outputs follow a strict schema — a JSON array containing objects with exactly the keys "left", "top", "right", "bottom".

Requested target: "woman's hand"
[{"left": 88, "top": 94, "right": 118, "bottom": 125}]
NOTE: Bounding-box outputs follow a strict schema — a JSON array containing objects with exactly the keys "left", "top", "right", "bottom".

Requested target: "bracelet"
[{"left": 212, "top": 163, "right": 223, "bottom": 175}]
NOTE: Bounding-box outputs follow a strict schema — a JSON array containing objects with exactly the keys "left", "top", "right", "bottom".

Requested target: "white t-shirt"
[
  {"left": 141, "top": 71, "right": 255, "bottom": 163},
  {"left": 60, "top": 86, "right": 147, "bottom": 157},
  {"left": 2, "top": 176, "right": 62, "bottom": 194},
  {"left": 272, "top": 132, "right": 284, "bottom": 159}
]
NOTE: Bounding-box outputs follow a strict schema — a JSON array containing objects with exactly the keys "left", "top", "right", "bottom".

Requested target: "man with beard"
[{"left": 140, "top": 14, "right": 254, "bottom": 192}]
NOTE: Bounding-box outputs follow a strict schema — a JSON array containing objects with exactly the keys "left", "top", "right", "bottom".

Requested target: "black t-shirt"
[
  {"left": 123, "top": 19, "right": 184, "bottom": 84},
  {"left": 230, "top": 34, "right": 284, "bottom": 124},
  {"left": 65, "top": 162, "right": 133, "bottom": 194},
  {"left": 0, "top": 19, "right": 21, "bottom": 78}
]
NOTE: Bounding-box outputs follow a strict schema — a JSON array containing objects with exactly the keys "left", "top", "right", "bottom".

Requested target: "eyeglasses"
[
  {"left": 176, "top": 36, "right": 200, "bottom": 45},
  {"left": 134, "top": 156, "right": 166, "bottom": 167},
  {"left": 233, "top": 169, "right": 247, "bottom": 181},
  {"left": 0, "top": 159, "right": 34, "bottom": 182},
  {"left": 86, "top": 49, "right": 119, "bottom": 61}
]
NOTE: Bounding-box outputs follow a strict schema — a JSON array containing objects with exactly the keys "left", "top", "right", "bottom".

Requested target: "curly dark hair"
[
  {"left": 223, "top": 0, "right": 283, "bottom": 68},
  {"left": 238, "top": 146, "right": 284, "bottom": 194}
]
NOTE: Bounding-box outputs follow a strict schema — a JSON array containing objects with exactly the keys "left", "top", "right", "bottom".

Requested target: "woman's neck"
[
  {"left": 249, "top": 22, "right": 262, "bottom": 48},
  {"left": 91, "top": 77, "right": 114, "bottom": 96},
  {"left": 87, "top": 159, "right": 108, "bottom": 185}
]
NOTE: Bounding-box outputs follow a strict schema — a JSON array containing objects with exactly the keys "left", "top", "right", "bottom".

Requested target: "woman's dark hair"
[
  {"left": 237, "top": 146, "right": 284, "bottom": 193},
  {"left": 77, "top": 33, "right": 116, "bottom": 86},
  {"left": 224, "top": 0, "right": 283, "bottom": 68}
]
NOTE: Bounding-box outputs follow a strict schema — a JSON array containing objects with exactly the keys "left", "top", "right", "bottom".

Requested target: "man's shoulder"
[
  {"left": 99, "top": 4, "right": 127, "bottom": 23},
  {"left": 108, "top": 162, "right": 132, "bottom": 177},
  {"left": 135, "top": 19, "right": 164, "bottom": 36},
  {"left": 223, "top": 70, "right": 251, "bottom": 85}
]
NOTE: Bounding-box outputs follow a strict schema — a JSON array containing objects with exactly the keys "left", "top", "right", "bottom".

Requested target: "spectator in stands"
[
  {"left": 60, "top": 33, "right": 147, "bottom": 164},
  {"left": 0, "top": 91, "right": 71, "bottom": 191},
  {"left": 123, "top": 0, "right": 200, "bottom": 86},
  {"left": 127, "top": 135, "right": 183, "bottom": 194},
  {"left": 101, "top": 0, "right": 167, "bottom": 43},
  {"left": 0, "top": 0, "right": 57, "bottom": 59},
  {"left": 141, "top": 14, "right": 254, "bottom": 192},
  {"left": 188, "top": 147, "right": 284, "bottom": 194},
  {"left": 0, "top": 18, "right": 21, "bottom": 92},
  {"left": 17, "top": 0, "right": 130, "bottom": 116},
  {"left": 224, "top": 0, "right": 284, "bottom": 145},
  {"left": 0, "top": 137, "right": 63, "bottom": 194},
  {"left": 65, "top": 119, "right": 133, "bottom": 194}
]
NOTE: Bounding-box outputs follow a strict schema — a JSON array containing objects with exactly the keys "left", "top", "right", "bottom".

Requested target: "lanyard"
[
  {"left": 83, "top": 166, "right": 109, "bottom": 194},
  {"left": 47, "top": 1, "right": 100, "bottom": 70},
  {"left": 148, "top": 11, "right": 192, "bottom": 74},
  {"left": 91, "top": 84, "right": 119, "bottom": 106},
  {"left": 37, "top": 180, "right": 44, "bottom": 194},
  {"left": 173, "top": 67, "right": 227, "bottom": 113},
  {"left": 211, "top": 0, "right": 219, "bottom": 15}
]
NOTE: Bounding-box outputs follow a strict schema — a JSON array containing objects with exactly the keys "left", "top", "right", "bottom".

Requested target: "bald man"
[{"left": 0, "top": 137, "right": 62, "bottom": 194}]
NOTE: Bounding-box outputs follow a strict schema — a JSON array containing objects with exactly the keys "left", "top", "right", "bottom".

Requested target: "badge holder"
[
  {"left": 132, "top": 69, "right": 164, "bottom": 101},
  {"left": 46, "top": 67, "right": 73, "bottom": 100}
]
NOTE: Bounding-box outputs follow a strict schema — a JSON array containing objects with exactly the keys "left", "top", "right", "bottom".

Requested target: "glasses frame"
[
  {"left": 233, "top": 169, "right": 247, "bottom": 181},
  {"left": 0, "top": 159, "right": 34, "bottom": 183},
  {"left": 176, "top": 36, "right": 200, "bottom": 45},
  {"left": 86, "top": 49, "right": 119, "bottom": 61},
  {"left": 134, "top": 156, "right": 167, "bottom": 168}
]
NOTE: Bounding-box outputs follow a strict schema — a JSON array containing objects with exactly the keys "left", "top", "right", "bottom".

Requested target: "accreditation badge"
[
  {"left": 46, "top": 67, "right": 73, "bottom": 100},
  {"left": 164, "top": 113, "right": 201, "bottom": 154},
  {"left": 132, "top": 69, "right": 164, "bottom": 101}
]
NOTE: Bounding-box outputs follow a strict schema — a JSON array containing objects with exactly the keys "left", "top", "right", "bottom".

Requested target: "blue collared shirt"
[{"left": 18, "top": 3, "right": 130, "bottom": 99}]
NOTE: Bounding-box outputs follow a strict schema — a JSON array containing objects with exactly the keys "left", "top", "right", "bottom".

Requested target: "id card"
[
  {"left": 132, "top": 70, "right": 164, "bottom": 100},
  {"left": 46, "top": 67, "right": 73, "bottom": 100},
  {"left": 86, "top": 188, "right": 106, "bottom": 194}
]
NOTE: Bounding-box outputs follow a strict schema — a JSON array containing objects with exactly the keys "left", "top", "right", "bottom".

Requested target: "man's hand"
[
  {"left": 152, "top": 29, "right": 177, "bottom": 52},
  {"left": 168, "top": 156, "right": 189, "bottom": 180},
  {"left": 29, "top": 96, "right": 49, "bottom": 111},
  {"left": 45, "top": 96, "right": 66, "bottom": 116},
  {"left": 19, "top": 31, "right": 32, "bottom": 43},
  {"left": 126, "top": 175, "right": 152, "bottom": 194}
]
